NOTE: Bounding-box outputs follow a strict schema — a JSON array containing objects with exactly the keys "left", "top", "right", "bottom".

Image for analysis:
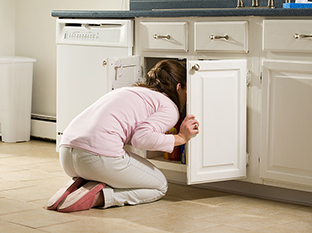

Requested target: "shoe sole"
[
  {"left": 46, "top": 177, "right": 86, "bottom": 210},
  {"left": 57, "top": 181, "right": 106, "bottom": 212}
]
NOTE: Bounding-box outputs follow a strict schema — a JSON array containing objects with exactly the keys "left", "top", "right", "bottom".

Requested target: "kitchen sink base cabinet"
[{"left": 55, "top": 16, "right": 312, "bottom": 206}]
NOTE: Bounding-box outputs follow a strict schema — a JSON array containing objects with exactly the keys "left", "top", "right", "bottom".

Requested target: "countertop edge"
[{"left": 51, "top": 9, "right": 312, "bottom": 19}]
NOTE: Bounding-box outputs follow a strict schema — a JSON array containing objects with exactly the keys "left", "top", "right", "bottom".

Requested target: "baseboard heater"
[{"left": 31, "top": 114, "right": 56, "bottom": 141}]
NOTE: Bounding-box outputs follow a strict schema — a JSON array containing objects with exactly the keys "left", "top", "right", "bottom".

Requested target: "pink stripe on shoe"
[
  {"left": 46, "top": 177, "right": 86, "bottom": 210},
  {"left": 57, "top": 181, "right": 106, "bottom": 213}
]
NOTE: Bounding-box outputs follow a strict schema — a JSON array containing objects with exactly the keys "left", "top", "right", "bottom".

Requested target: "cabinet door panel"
[
  {"left": 261, "top": 60, "right": 312, "bottom": 190},
  {"left": 187, "top": 60, "right": 247, "bottom": 184}
]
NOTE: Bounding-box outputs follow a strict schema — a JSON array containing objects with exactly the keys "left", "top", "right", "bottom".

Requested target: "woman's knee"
[{"left": 159, "top": 179, "right": 168, "bottom": 197}]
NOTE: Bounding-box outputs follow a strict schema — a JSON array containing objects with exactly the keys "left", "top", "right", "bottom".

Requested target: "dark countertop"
[{"left": 51, "top": 8, "right": 312, "bottom": 19}]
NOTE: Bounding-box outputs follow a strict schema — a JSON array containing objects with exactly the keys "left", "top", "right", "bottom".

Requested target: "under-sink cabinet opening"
[{"left": 126, "top": 57, "right": 247, "bottom": 185}]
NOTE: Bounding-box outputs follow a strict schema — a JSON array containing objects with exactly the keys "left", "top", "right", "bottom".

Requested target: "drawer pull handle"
[
  {"left": 293, "top": 33, "right": 312, "bottom": 39},
  {"left": 192, "top": 64, "right": 200, "bottom": 71},
  {"left": 210, "top": 35, "right": 229, "bottom": 40},
  {"left": 153, "top": 34, "right": 171, "bottom": 40}
]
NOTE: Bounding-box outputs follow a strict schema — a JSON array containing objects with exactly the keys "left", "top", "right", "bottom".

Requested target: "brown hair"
[{"left": 135, "top": 60, "right": 186, "bottom": 111}]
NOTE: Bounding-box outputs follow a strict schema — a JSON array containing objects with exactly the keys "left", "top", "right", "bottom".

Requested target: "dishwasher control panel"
[
  {"left": 64, "top": 30, "right": 100, "bottom": 41},
  {"left": 56, "top": 19, "right": 133, "bottom": 47}
]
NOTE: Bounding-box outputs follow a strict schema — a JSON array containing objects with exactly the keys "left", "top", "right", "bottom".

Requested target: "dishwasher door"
[{"left": 56, "top": 19, "right": 137, "bottom": 147}]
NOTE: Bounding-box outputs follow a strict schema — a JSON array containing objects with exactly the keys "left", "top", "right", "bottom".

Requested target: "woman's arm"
[{"left": 131, "top": 105, "right": 179, "bottom": 152}]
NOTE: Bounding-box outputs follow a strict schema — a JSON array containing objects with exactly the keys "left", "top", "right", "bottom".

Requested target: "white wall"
[
  {"left": 0, "top": 0, "right": 15, "bottom": 55},
  {"left": 14, "top": 0, "right": 129, "bottom": 117}
]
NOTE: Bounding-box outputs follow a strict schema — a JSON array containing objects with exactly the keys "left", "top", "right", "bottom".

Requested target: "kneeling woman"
[{"left": 47, "top": 60, "right": 199, "bottom": 212}]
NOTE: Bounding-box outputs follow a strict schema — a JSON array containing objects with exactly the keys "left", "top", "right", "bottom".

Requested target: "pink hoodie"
[{"left": 60, "top": 87, "right": 179, "bottom": 157}]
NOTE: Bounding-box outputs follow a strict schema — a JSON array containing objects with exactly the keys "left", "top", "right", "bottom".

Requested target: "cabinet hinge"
[
  {"left": 246, "top": 70, "right": 251, "bottom": 87},
  {"left": 260, "top": 72, "right": 263, "bottom": 85},
  {"left": 138, "top": 66, "right": 143, "bottom": 80},
  {"left": 246, "top": 151, "right": 250, "bottom": 167},
  {"left": 258, "top": 156, "right": 261, "bottom": 165}
]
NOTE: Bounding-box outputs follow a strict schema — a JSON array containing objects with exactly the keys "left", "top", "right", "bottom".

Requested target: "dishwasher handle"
[{"left": 82, "top": 23, "right": 123, "bottom": 28}]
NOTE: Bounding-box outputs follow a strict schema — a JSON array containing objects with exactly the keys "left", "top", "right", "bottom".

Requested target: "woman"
[{"left": 47, "top": 60, "right": 199, "bottom": 212}]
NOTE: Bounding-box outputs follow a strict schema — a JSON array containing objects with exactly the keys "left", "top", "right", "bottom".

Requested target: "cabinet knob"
[
  {"left": 192, "top": 64, "right": 200, "bottom": 71},
  {"left": 293, "top": 33, "right": 312, "bottom": 39},
  {"left": 153, "top": 34, "right": 171, "bottom": 40},
  {"left": 102, "top": 60, "right": 107, "bottom": 67},
  {"left": 209, "top": 35, "right": 229, "bottom": 40}
]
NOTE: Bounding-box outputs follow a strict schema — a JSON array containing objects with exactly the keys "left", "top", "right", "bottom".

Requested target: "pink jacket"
[{"left": 60, "top": 87, "right": 179, "bottom": 157}]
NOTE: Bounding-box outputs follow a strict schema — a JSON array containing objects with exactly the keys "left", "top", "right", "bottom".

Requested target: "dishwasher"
[{"left": 56, "top": 19, "right": 141, "bottom": 147}]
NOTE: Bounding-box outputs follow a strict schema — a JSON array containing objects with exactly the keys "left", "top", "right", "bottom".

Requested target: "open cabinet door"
[
  {"left": 108, "top": 56, "right": 145, "bottom": 157},
  {"left": 107, "top": 56, "right": 142, "bottom": 91},
  {"left": 187, "top": 60, "right": 247, "bottom": 184}
]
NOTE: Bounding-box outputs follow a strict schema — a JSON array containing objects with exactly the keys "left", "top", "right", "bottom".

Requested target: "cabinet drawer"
[
  {"left": 194, "top": 21, "right": 248, "bottom": 53},
  {"left": 139, "top": 22, "right": 188, "bottom": 52},
  {"left": 263, "top": 20, "right": 312, "bottom": 52}
]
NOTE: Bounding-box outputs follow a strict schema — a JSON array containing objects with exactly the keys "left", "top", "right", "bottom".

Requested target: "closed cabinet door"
[
  {"left": 261, "top": 60, "right": 312, "bottom": 191},
  {"left": 187, "top": 59, "right": 247, "bottom": 184}
]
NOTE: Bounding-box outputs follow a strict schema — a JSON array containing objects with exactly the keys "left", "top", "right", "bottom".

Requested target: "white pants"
[{"left": 59, "top": 147, "right": 168, "bottom": 208}]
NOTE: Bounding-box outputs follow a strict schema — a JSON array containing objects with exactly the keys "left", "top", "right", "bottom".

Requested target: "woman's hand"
[{"left": 174, "top": 114, "right": 199, "bottom": 147}]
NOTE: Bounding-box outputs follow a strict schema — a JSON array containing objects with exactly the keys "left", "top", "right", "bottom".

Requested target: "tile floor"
[{"left": 0, "top": 139, "right": 311, "bottom": 233}]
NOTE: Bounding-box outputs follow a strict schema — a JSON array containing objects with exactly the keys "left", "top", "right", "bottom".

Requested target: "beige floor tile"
[
  {"left": 0, "top": 208, "right": 79, "bottom": 229},
  {"left": 40, "top": 217, "right": 169, "bottom": 233},
  {"left": 1, "top": 184, "right": 59, "bottom": 202},
  {"left": 0, "top": 178, "right": 34, "bottom": 192},
  {"left": 292, "top": 206, "right": 312, "bottom": 220},
  {"left": 17, "top": 160, "right": 64, "bottom": 173},
  {"left": 196, "top": 208, "right": 304, "bottom": 231},
  {"left": 189, "top": 224, "right": 250, "bottom": 233},
  {"left": 0, "top": 139, "right": 311, "bottom": 233},
  {"left": 0, "top": 219, "right": 44, "bottom": 233},
  {"left": 0, "top": 169, "right": 59, "bottom": 182},
  {"left": 153, "top": 200, "right": 233, "bottom": 219},
  {"left": 0, "top": 155, "right": 56, "bottom": 167},
  {"left": 0, "top": 198, "right": 38, "bottom": 215},
  {"left": 255, "top": 218, "right": 312, "bottom": 233},
  {"left": 25, "top": 175, "right": 71, "bottom": 189},
  {"left": 216, "top": 195, "right": 304, "bottom": 214},
  {"left": 186, "top": 193, "right": 246, "bottom": 207},
  {"left": 132, "top": 212, "right": 219, "bottom": 233},
  {"left": 0, "top": 163, "right": 28, "bottom": 173},
  {"left": 0, "top": 140, "right": 58, "bottom": 158},
  {"left": 68, "top": 203, "right": 173, "bottom": 222}
]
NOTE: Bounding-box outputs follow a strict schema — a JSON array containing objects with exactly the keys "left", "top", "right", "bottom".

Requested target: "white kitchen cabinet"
[
  {"left": 261, "top": 61, "right": 312, "bottom": 191},
  {"left": 261, "top": 20, "right": 312, "bottom": 192},
  {"left": 136, "top": 17, "right": 312, "bottom": 195},
  {"left": 187, "top": 59, "right": 247, "bottom": 184},
  {"left": 135, "top": 18, "right": 248, "bottom": 185},
  {"left": 55, "top": 16, "right": 312, "bottom": 204}
]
